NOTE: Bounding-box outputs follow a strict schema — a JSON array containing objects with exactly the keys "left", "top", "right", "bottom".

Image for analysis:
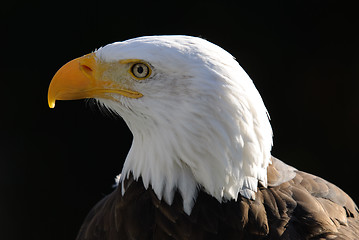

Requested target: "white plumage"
[
  {"left": 95, "top": 36, "right": 273, "bottom": 214},
  {"left": 49, "top": 35, "right": 359, "bottom": 239}
]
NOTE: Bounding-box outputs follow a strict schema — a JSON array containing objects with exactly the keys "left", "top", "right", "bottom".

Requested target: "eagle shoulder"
[
  {"left": 76, "top": 158, "right": 359, "bottom": 240},
  {"left": 262, "top": 157, "right": 359, "bottom": 239}
]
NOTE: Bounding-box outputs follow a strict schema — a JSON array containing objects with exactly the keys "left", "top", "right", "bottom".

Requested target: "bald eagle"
[{"left": 48, "top": 36, "right": 359, "bottom": 239}]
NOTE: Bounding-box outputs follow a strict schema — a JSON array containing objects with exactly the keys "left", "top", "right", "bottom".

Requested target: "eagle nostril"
[{"left": 80, "top": 64, "right": 93, "bottom": 78}]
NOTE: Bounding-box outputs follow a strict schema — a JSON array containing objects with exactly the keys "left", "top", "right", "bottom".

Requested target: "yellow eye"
[{"left": 131, "top": 63, "right": 150, "bottom": 79}]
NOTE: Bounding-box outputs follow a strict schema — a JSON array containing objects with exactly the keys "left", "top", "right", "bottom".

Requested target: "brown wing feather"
[
  {"left": 76, "top": 157, "right": 359, "bottom": 240},
  {"left": 262, "top": 157, "right": 359, "bottom": 239}
]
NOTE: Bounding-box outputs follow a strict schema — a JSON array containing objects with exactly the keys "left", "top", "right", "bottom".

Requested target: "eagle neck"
[{"left": 120, "top": 117, "right": 199, "bottom": 214}]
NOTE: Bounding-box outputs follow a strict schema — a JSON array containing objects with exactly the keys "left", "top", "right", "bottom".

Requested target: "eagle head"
[{"left": 48, "top": 35, "right": 272, "bottom": 214}]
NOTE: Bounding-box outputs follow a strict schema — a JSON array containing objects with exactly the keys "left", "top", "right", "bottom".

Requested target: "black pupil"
[{"left": 137, "top": 66, "right": 144, "bottom": 74}]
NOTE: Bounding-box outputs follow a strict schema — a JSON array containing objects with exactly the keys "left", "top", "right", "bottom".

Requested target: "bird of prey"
[{"left": 48, "top": 35, "right": 359, "bottom": 239}]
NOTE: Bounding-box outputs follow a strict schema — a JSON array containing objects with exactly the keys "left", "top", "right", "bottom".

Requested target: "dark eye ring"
[{"left": 131, "top": 63, "right": 150, "bottom": 79}]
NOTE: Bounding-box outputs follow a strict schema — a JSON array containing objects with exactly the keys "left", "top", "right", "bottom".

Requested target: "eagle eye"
[{"left": 131, "top": 63, "right": 150, "bottom": 79}]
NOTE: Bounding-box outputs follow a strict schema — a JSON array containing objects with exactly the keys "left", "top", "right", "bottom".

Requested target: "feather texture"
[
  {"left": 96, "top": 36, "right": 273, "bottom": 212},
  {"left": 50, "top": 35, "right": 359, "bottom": 239},
  {"left": 76, "top": 157, "right": 359, "bottom": 240}
]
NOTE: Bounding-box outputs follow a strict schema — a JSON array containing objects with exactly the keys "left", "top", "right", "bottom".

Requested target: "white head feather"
[{"left": 95, "top": 35, "right": 273, "bottom": 214}]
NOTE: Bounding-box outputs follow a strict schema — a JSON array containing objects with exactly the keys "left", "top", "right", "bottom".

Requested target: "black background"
[{"left": 1, "top": 1, "right": 358, "bottom": 239}]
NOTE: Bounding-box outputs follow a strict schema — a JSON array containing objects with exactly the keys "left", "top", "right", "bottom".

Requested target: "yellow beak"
[{"left": 48, "top": 53, "right": 143, "bottom": 108}]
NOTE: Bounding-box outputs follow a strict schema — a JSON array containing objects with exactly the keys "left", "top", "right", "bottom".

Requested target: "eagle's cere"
[{"left": 48, "top": 35, "right": 359, "bottom": 239}]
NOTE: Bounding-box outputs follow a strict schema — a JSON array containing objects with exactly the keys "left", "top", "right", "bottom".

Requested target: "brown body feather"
[{"left": 76, "top": 157, "right": 359, "bottom": 240}]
